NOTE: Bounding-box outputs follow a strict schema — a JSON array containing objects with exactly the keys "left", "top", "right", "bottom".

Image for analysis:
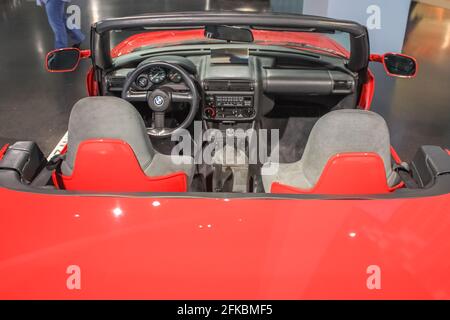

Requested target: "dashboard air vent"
[
  {"left": 204, "top": 80, "right": 229, "bottom": 91},
  {"left": 229, "top": 81, "right": 254, "bottom": 91},
  {"left": 205, "top": 80, "right": 254, "bottom": 92},
  {"left": 108, "top": 77, "right": 126, "bottom": 90},
  {"left": 333, "top": 80, "right": 354, "bottom": 92}
]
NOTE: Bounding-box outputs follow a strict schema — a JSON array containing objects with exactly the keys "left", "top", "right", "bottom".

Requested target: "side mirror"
[
  {"left": 45, "top": 48, "right": 90, "bottom": 73},
  {"left": 383, "top": 53, "right": 417, "bottom": 78}
]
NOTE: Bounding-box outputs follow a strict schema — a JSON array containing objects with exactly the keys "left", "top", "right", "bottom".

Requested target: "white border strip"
[{"left": 47, "top": 131, "right": 68, "bottom": 160}]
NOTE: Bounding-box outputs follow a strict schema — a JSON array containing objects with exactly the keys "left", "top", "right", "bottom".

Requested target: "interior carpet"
[{"left": 261, "top": 116, "right": 319, "bottom": 163}]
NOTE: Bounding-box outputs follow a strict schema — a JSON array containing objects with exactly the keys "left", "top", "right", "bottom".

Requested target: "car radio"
[
  {"left": 203, "top": 94, "right": 255, "bottom": 120},
  {"left": 202, "top": 79, "right": 256, "bottom": 121}
]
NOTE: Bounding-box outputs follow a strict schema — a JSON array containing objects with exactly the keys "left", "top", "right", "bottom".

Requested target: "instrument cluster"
[{"left": 133, "top": 67, "right": 183, "bottom": 90}]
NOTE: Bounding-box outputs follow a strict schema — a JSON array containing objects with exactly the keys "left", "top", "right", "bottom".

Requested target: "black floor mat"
[{"left": 261, "top": 116, "right": 319, "bottom": 163}]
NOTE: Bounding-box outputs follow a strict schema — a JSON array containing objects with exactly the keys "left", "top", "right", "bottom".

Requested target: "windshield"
[{"left": 109, "top": 27, "right": 351, "bottom": 59}]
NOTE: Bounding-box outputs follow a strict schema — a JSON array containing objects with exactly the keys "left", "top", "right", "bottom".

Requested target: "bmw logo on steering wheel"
[
  {"left": 147, "top": 89, "right": 170, "bottom": 112},
  {"left": 154, "top": 95, "right": 165, "bottom": 107}
]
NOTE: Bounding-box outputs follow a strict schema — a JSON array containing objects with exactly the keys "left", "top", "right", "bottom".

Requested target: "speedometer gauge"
[{"left": 148, "top": 67, "right": 166, "bottom": 84}]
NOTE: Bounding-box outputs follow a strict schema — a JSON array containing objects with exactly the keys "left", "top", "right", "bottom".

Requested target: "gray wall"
[
  {"left": 303, "top": 0, "right": 412, "bottom": 53},
  {"left": 303, "top": 0, "right": 328, "bottom": 16},
  {"left": 271, "top": 0, "right": 303, "bottom": 14}
]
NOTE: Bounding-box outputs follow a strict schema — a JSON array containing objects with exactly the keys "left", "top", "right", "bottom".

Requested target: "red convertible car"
[{"left": 0, "top": 12, "right": 449, "bottom": 299}]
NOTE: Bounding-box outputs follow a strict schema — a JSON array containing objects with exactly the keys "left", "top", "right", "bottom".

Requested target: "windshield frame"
[
  {"left": 91, "top": 11, "right": 369, "bottom": 72},
  {"left": 108, "top": 28, "right": 351, "bottom": 60}
]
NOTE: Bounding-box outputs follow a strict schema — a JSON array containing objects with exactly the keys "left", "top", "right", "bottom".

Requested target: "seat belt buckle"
[{"left": 47, "top": 154, "right": 65, "bottom": 170}]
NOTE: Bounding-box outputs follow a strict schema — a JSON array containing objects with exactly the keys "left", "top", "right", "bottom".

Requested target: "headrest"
[
  {"left": 302, "top": 109, "right": 397, "bottom": 186},
  {"left": 62, "top": 96, "right": 154, "bottom": 175}
]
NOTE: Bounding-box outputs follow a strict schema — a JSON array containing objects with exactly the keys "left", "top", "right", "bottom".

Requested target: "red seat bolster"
[
  {"left": 271, "top": 152, "right": 403, "bottom": 195},
  {"left": 53, "top": 139, "right": 187, "bottom": 192}
]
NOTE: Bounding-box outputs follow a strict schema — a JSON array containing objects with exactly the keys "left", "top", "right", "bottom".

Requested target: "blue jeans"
[{"left": 45, "top": 0, "right": 85, "bottom": 49}]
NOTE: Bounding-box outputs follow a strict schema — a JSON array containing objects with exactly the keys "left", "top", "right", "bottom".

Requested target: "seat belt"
[
  {"left": 30, "top": 154, "right": 65, "bottom": 187},
  {"left": 393, "top": 162, "right": 418, "bottom": 189}
]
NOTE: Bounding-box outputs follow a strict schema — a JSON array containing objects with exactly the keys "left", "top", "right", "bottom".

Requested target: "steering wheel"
[{"left": 121, "top": 61, "right": 199, "bottom": 138}]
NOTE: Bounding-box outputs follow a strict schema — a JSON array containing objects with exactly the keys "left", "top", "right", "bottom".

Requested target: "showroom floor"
[{"left": 0, "top": 0, "right": 448, "bottom": 159}]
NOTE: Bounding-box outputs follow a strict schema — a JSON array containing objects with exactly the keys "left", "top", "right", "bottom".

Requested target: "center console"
[
  {"left": 200, "top": 55, "right": 258, "bottom": 122},
  {"left": 199, "top": 55, "right": 260, "bottom": 192}
]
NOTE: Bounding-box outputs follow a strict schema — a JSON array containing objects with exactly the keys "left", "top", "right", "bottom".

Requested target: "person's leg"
[
  {"left": 65, "top": 7, "right": 85, "bottom": 46},
  {"left": 66, "top": 26, "right": 85, "bottom": 46},
  {"left": 45, "top": 0, "right": 68, "bottom": 48}
]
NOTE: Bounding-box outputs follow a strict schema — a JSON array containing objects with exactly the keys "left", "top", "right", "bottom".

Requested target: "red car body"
[
  {"left": 1, "top": 15, "right": 449, "bottom": 300},
  {"left": 0, "top": 188, "right": 449, "bottom": 299}
]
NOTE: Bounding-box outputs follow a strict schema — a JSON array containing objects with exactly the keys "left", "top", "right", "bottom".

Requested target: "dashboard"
[{"left": 104, "top": 53, "right": 357, "bottom": 123}]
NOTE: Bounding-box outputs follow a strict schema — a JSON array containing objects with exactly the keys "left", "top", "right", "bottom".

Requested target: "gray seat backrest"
[
  {"left": 62, "top": 97, "right": 154, "bottom": 175},
  {"left": 302, "top": 109, "right": 398, "bottom": 186}
]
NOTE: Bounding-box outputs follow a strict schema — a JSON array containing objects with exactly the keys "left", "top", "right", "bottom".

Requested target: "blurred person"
[{"left": 37, "top": 0, "right": 85, "bottom": 49}]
